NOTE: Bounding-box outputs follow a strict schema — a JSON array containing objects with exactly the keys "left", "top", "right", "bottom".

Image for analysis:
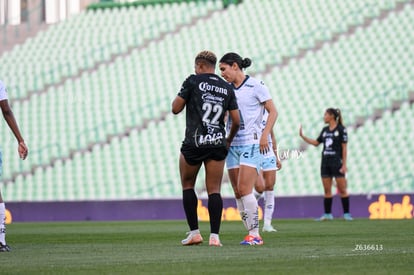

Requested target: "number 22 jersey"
[{"left": 177, "top": 73, "right": 238, "bottom": 148}]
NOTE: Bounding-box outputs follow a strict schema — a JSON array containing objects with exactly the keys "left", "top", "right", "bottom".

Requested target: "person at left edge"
[
  {"left": 172, "top": 50, "right": 240, "bottom": 247},
  {"left": 0, "top": 80, "right": 29, "bottom": 252}
]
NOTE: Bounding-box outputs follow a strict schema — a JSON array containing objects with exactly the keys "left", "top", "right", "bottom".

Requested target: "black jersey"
[
  {"left": 177, "top": 73, "right": 238, "bottom": 148},
  {"left": 317, "top": 124, "right": 348, "bottom": 160}
]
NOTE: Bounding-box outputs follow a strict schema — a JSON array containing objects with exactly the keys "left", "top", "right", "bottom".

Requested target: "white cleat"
[
  {"left": 262, "top": 224, "right": 277, "bottom": 232},
  {"left": 181, "top": 232, "right": 203, "bottom": 246}
]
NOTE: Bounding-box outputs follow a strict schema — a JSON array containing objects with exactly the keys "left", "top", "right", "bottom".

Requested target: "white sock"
[
  {"left": 236, "top": 198, "right": 248, "bottom": 229},
  {"left": 0, "top": 203, "right": 6, "bottom": 245},
  {"left": 241, "top": 193, "right": 260, "bottom": 237},
  {"left": 264, "top": 190, "right": 275, "bottom": 226},
  {"left": 191, "top": 229, "right": 200, "bottom": 235},
  {"left": 253, "top": 189, "right": 262, "bottom": 201},
  {"left": 210, "top": 233, "right": 219, "bottom": 239}
]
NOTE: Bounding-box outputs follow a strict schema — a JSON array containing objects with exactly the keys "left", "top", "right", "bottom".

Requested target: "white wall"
[
  {"left": 45, "top": 0, "right": 81, "bottom": 24},
  {"left": 0, "top": 0, "right": 5, "bottom": 25},
  {"left": 7, "top": 0, "right": 21, "bottom": 25},
  {"left": 1, "top": 0, "right": 84, "bottom": 26}
]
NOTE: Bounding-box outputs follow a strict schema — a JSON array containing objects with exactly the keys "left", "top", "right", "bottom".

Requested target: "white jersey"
[
  {"left": 0, "top": 80, "right": 8, "bottom": 101},
  {"left": 227, "top": 76, "right": 272, "bottom": 146}
]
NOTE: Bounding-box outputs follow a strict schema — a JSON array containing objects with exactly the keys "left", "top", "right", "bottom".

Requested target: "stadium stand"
[{"left": 1, "top": 0, "right": 413, "bottom": 201}]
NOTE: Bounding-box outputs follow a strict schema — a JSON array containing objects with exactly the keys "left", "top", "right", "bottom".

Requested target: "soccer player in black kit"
[
  {"left": 172, "top": 51, "right": 240, "bottom": 246},
  {"left": 299, "top": 108, "right": 353, "bottom": 221}
]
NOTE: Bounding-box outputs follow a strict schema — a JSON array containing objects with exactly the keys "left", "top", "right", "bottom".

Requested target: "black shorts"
[
  {"left": 181, "top": 144, "right": 228, "bottom": 166},
  {"left": 321, "top": 158, "right": 345, "bottom": 178}
]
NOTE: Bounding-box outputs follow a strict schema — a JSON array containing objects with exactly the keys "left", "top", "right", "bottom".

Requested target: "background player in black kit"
[
  {"left": 172, "top": 51, "right": 240, "bottom": 246},
  {"left": 299, "top": 108, "right": 353, "bottom": 221}
]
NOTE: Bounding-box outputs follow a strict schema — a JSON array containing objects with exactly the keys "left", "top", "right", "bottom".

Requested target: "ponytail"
[
  {"left": 336, "top": 108, "right": 344, "bottom": 126},
  {"left": 219, "top": 52, "right": 252, "bottom": 70}
]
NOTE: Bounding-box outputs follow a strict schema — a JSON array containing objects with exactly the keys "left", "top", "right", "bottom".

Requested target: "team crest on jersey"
[{"left": 334, "top": 130, "right": 339, "bottom": 136}]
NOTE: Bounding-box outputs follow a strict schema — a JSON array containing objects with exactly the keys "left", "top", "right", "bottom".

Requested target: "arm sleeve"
[
  {"left": 177, "top": 75, "right": 195, "bottom": 101},
  {"left": 316, "top": 129, "right": 324, "bottom": 143},
  {"left": 341, "top": 127, "right": 348, "bottom": 143},
  {"left": 256, "top": 80, "right": 272, "bottom": 103}
]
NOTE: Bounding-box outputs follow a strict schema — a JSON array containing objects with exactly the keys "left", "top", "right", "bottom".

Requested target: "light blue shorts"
[
  {"left": 226, "top": 144, "right": 261, "bottom": 171},
  {"left": 261, "top": 155, "right": 277, "bottom": 171}
]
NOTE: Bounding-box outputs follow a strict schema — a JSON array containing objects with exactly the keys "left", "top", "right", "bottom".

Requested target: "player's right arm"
[
  {"left": 299, "top": 124, "right": 320, "bottom": 146},
  {"left": 172, "top": 75, "right": 194, "bottom": 115},
  {"left": 0, "top": 99, "right": 28, "bottom": 159}
]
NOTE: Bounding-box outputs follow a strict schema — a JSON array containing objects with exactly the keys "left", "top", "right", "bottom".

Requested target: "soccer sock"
[
  {"left": 341, "top": 196, "right": 350, "bottom": 214},
  {"left": 208, "top": 193, "right": 223, "bottom": 234},
  {"left": 236, "top": 198, "right": 248, "bottom": 229},
  {"left": 324, "top": 197, "right": 333, "bottom": 214},
  {"left": 253, "top": 189, "right": 262, "bottom": 201},
  {"left": 264, "top": 190, "right": 275, "bottom": 226},
  {"left": 182, "top": 189, "right": 198, "bottom": 231},
  {"left": 241, "top": 193, "right": 260, "bottom": 237},
  {"left": 210, "top": 233, "right": 219, "bottom": 239},
  {"left": 0, "top": 203, "right": 6, "bottom": 245}
]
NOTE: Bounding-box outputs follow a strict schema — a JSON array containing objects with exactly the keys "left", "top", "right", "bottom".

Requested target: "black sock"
[
  {"left": 341, "top": 196, "right": 350, "bottom": 214},
  {"left": 183, "top": 189, "right": 198, "bottom": 231},
  {"left": 324, "top": 197, "right": 333, "bottom": 214},
  {"left": 208, "top": 193, "right": 223, "bottom": 234}
]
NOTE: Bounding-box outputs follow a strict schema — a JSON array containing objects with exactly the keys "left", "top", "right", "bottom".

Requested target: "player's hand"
[
  {"left": 18, "top": 141, "right": 28, "bottom": 160},
  {"left": 226, "top": 137, "right": 232, "bottom": 150},
  {"left": 339, "top": 165, "right": 347, "bottom": 174},
  {"left": 299, "top": 124, "right": 303, "bottom": 137},
  {"left": 259, "top": 135, "right": 269, "bottom": 154},
  {"left": 276, "top": 158, "right": 282, "bottom": 171}
]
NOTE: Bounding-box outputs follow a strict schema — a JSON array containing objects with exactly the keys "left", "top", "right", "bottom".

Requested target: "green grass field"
[{"left": 0, "top": 219, "right": 413, "bottom": 274}]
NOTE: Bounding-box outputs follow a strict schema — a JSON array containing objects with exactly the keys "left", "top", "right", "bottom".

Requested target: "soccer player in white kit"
[
  {"left": 254, "top": 109, "right": 282, "bottom": 232},
  {"left": 0, "top": 80, "right": 28, "bottom": 252},
  {"left": 219, "top": 53, "right": 278, "bottom": 245}
]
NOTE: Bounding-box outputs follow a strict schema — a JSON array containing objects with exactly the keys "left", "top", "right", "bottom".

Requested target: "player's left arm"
[
  {"left": 226, "top": 109, "right": 240, "bottom": 148},
  {"left": 0, "top": 99, "right": 28, "bottom": 160},
  {"left": 171, "top": 96, "right": 186, "bottom": 114},
  {"left": 271, "top": 130, "right": 282, "bottom": 170},
  {"left": 260, "top": 99, "right": 278, "bottom": 153}
]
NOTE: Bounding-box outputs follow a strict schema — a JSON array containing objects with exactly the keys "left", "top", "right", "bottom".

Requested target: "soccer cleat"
[
  {"left": 315, "top": 213, "right": 334, "bottom": 221},
  {"left": 343, "top": 213, "right": 353, "bottom": 221},
  {"left": 209, "top": 235, "right": 223, "bottom": 247},
  {"left": 262, "top": 224, "right": 277, "bottom": 232},
  {"left": 240, "top": 235, "right": 263, "bottom": 246},
  {"left": 0, "top": 243, "right": 11, "bottom": 252},
  {"left": 181, "top": 232, "right": 203, "bottom": 246}
]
